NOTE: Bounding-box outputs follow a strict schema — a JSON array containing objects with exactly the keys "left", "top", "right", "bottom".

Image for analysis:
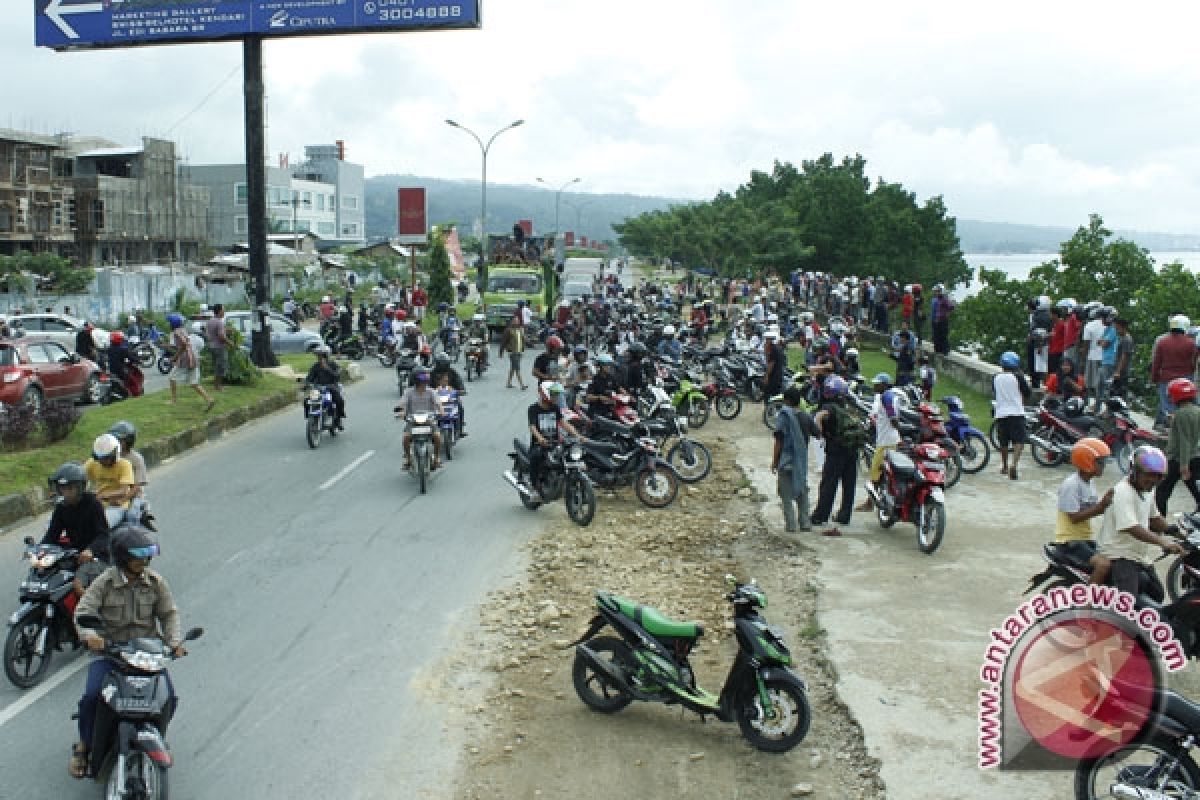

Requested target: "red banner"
[
  {"left": 564, "top": 231, "right": 575, "bottom": 247},
  {"left": 517, "top": 219, "right": 533, "bottom": 237},
  {"left": 397, "top": 188, "right": 427, "bottom": 237}
]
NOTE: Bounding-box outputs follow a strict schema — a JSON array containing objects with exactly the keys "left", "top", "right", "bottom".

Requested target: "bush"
[
  {"left": 41, "top": 400, "right": 82, "bottom": 443},
  {"left": 199, "top": 325, "right": 260, "bottom": 385},
  {"left": 0, "top": 404, "right": 38, "bottom": 450}
]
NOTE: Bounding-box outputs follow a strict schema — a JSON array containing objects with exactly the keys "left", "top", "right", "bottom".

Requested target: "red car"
[{"left": 0, "top": 337, "right": 109, "bottom": 411}]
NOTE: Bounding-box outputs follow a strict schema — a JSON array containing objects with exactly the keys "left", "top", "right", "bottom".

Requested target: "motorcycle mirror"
[
  {"left": 23, "top": 536, "right": 34, "bottom": 546},
  {"left": 184, "top": 627, "right": 204, "bottom": 642},
  {"left": 76, "top": 614, "right": 104, "bottom": 630}
]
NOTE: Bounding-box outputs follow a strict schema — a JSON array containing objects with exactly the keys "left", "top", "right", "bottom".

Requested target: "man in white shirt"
[
  {"left": 857, "top": 372, "right": 902, "bottom": 511},
  {"left": 1096, "top": 445, "right": 1184, "bottom": 600},
  {"left": 993, "top": 351, "right": 1032, "bottom": 480},
  {"left": 1082, "top": 308, "right": 1107, "bottom": 412}
]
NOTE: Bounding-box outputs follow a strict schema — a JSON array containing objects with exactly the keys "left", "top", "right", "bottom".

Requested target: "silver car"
[
  {"left": 193, "top": 311, "right": 324, "bottom": 354},
  {"left": 7, "top": 313, "right": 111, "bottom": 352}
]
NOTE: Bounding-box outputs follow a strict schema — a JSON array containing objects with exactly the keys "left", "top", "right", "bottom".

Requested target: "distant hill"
[{"left": 363, "top": 176, "right": 1200, "bottom": 254}]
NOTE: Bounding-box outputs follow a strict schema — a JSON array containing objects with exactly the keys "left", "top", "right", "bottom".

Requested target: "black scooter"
[
  {"left": 73, "top": 614, "right": 203, "bottom": 799},
  {"left": 503, "top": 437, "right": 596, "bottom": 527},
  {"left": 4, "top": 537, "right": 80, "bottom": 688},
  {"left": 580, "top": 415, "right": 680, "bottom": 508}
]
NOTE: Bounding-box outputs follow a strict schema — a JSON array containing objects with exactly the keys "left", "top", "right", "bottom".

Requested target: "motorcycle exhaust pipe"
[
  {"left": 1111, "top": 784, "right": 1175, "bottom": 800},
  {"left": 576, "top": 642, "right": 635, "bottom": 693},
  {"left": 503, "top": 470, "right": 533, "bottom": 499}
]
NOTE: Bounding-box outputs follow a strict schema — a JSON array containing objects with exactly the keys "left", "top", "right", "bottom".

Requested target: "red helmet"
[
  {"left": 420, "top": 344, "right": 431, "bottom": 355},
  {"left": 384, "top": 308, "right": 395, "bottom": 318},
  {"left": 1168, "top": 378, "right": 1197, "bottom": 404},
  {"left": 545, "top": 335, "right": 563, "bottom": 351},
  {"left": 109, "top": 331, "right": 125, "bottom": 346},
  {"left": 395, "top": 309, "right": 407, "bottom": 321}
]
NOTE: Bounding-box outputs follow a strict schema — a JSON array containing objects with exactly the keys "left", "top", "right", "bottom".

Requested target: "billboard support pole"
[{"left": 243, "top": 35, "right": 277, "bottom": 367}]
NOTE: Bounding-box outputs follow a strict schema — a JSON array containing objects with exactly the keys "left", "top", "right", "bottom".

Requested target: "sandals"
[{"left": 69, "top": 743, "right": 88, "bottom": 779}]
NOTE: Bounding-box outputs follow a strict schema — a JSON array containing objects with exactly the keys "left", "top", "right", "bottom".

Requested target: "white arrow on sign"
[{"left": 45, "top": 0, "right": 105, "bottom": 40}]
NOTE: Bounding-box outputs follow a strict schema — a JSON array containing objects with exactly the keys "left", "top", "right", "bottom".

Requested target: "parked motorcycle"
[
  {"left": 1165, "top": 511, "right": 1200, "bottom": 601},
  {"left": 73, "top": 613, "right": 203, "bottom": 799},
  {"left": 570, "top": 576, "right": 811, "bottom": 752},
  {"left": 701, "top": 370, "right": 742, "bottom": 420},
  {"left": 329, "top": 331, "right": 365, "bottom": 361},
  {"left": 405, "top": 411, "right": 436, "bottom": 494},
  {"left": 639, "top": 386, "right": 712, "bottom": 483},
  {"left": 863, "top": 441, "right": 949, "bottom": 554},
  {"left": 4, "top": 537, "right": 80, "bottom": 688},
  {"left": 503, "top": 437, "right": 597, "bottom": 527},
  {"left": 303, "top": 383, "right": 340, "bottom": 449},
  {"left": 155, "top": 344, "right": 175, "bottom": 376},
  {"left": 580, "top": 416, "right": 681, "bottom": 508},
  {"left": 942, "top": 395, "right": 990, "bottom": 474},
  {"left": 1030, "top": 396, "right": 1094, "bottom": 467},
  {"left": 108, "top": 364, "right": 145, "bottom": 402},
  {"left": 1091, "top": 396, "right": 1164, "bottom": 474}
]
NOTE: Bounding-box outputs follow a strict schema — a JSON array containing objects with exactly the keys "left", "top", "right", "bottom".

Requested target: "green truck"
[{"left": 482, "top": 264, "right": 545, "bottom": 333}]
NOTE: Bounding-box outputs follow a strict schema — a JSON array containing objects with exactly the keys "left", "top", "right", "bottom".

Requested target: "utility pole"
[{"left": 243, "top": 36, "right": 277, "bottom": 366}]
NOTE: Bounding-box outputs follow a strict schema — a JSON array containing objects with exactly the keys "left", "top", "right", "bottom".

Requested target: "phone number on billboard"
[{"left": 370, "top": 3, "right": 465, "bottom": 21}]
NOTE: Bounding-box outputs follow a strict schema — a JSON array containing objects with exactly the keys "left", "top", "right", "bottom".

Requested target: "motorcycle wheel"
[
  {"left": 571, "top": 636, "right": 634, "bottom": 713},
  {"left": 444, "top": 429, "right": 455, "bottom": 461},
  {"left": 942, "top": 449, "right": 962, "bottom": 489},
  {"left": 1166, "top": 557, "right": 1200, "bottom": 602},
  {"left": 687, "top": 397, "right": 710, "bottom": 429},
  {"left": 106, "top": 750, "right": 169, "bottom": 800},
  {"left": 715, "top": 394, "right": 741, "bottom": 420},
  {"left": 736, "top": 674, "right": 812, "bottom": 753},
  {"left": 417, "top": 450, "right": 428, "bottom": 494},
  {"left": 876, "top": 501, "right": 897, "bottom": 529},
  {"left": 306, "top": 416, "right": 321, "bottom": 449},
  {"left": 378, "top": 353, "right": 396, "bottom": 368},
  {"left": 958, "top": 432, "right": 990, "bottom": 474},
  {"left": 1073, "top": 735, "right": 1200, "bottom": 800},
  {"left": 666, "top": 439, "right": 712, "bottom": 483},
  {"left": 635, "top": 467, "right": 679, "bottom": 508},
  {"left": 917, "top": 499, "right": 946, "bottom": 554},
  {"left": 156, "top": 354, "right": 173, "bottom": 375},
  {"left": 763, "top": 399, "right": 783, "bottom": 431},
  {"left": 4, "top": 616, "right": 52, "bottom": 689},
  {"left": 564, "top": 474, "right": 596, "bottom": 527},
  {"left": 1031, "top": 426, "right": 1066, "bottom": 467}
]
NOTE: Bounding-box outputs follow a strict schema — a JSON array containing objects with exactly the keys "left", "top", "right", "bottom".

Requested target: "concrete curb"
[{"left": 0, "top": 360, "right": 363, "bottom": 532}]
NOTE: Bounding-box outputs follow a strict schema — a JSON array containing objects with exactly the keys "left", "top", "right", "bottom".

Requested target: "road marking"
[
  {"left": 319, "top": 450, "right": 376, "bottom": 491},
  {"left": 0, "top": 654, "right": 87, "bottom": 728},
  {"left": 226, "top": 550, "right": 245, "bottom": 564}
]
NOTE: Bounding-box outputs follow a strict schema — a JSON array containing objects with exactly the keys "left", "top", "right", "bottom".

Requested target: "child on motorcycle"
[{"left": 1056, "top": 438, "right": 1115, "bottom": 585}]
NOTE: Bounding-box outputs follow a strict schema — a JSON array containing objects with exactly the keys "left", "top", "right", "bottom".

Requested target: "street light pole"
[
  {"left": 536, "top": 176, "right": 581, "bottom": 236},
  {"left": 445, "top": 118, "right": 524, "bottom": 284}
]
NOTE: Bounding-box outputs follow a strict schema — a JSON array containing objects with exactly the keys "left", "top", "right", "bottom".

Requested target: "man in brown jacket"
[{"left": 498, "top": 314, "right": 528, "bottom": 390}]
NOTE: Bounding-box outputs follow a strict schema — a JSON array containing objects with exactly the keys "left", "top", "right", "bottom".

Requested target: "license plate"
[
  {"left": 411, "top": 426, "right": 432, "bottom": 435},
  {"left": 931, "top": 487, "right": 945, "bottom": 503}
]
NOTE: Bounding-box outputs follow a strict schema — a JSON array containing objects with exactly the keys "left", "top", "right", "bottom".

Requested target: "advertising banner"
[
  {"left": 397, "top": 187, "right": 427, "bottom": 243},
  {"left": 564, "top": 231, "right": 574, "bottom": 247}
]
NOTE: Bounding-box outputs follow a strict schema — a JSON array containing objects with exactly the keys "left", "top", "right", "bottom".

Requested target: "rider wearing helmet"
[
  {"left": 43, "top": 462, "right": 109, "bottom": 565},
  {"left": 1155, "top": 378, "right": 1200, "bottom": 515},
  {"left": 993, "top": 351, "right": 1032, "bottom": 481},
  {"left": 1055, "top": 438, "right": 1115, "bottom": 585},
  {"left": 856, "top": 372, "right": 901, "bottom": 513},
  {"left": 85, "top": 433, "right": 136, "bottom": 528},
  {"left": 811, "top": 375, "right": 859, "bottom": 534},
  {"left": 657, "top": 324, "right": 682, "bottom": 360},
  {"left": 1152, "top": 314, "right": 1199, "bottom": 429},
  {"left": 586, "top": 354, "right": 622, "bottom": 417},
  {"left": 305, "top": 345, "right": 346, "bottom": 431},
  {"left": 1096, "top": 445, "right": 1185, "bottom": 600},
  {"left": 106, "top": 330, "right": 136, "bottom": 396},
  {"left": 622, "top": 342, "right": 650, "bottom": 395},
  {"left": 429, "top": 352, "right": 467, "bottom": 436},
  {"left": 398, "top": 369, "right": 442, "bottom": 470},
  {"left": 71, "top": 524, "right": 183, "bottom": 780},
  {"left": 109, "top": 420, "right": 154, "bottom": 531},
  {"left": 533, "top": 335, "right": 565, "bottom": 384},
  {"left": 565, "top": 344, "right": 591, "bottom": 389},
  {"left": 524, "top": 381, "right": 581, "bottom": 502}
]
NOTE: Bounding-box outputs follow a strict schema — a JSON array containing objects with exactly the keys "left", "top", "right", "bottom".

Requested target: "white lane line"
[
  {"left": 226, "top": 550, "right": 245, "bottom": 564},
  {"left": 319, "top": 450, "right": 376, "bottom": 491},
  {"left": 0, "top": 654, "right": 88, "bottom": 728}
]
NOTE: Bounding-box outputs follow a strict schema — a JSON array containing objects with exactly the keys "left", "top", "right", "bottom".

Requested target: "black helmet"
[
  {"left": 111, "top": 525, "right": 159, "bottom": 569},
  {"left": 434, "top": 353, "right": 451, "bottom": 368},
  {"left": 627, "top": 342, "right": 648, "bottom": 358},
  {"left": 48, "top": 462, "right": 86, "bottom": 490},
  {"left": 109, "top": 420, "right": 136, "bottom": 447}
]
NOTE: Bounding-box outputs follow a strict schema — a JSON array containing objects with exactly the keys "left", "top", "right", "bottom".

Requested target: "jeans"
[
  {"left": 1158, "top": 382, "right": 1176, "bottom": 426},
  {"left": 812, "top": 447, "right": 857, "bottom": 525},
  {"left": 78, "top": 658, "right": 177, "bottom": 746},
  {"left": 1093, "top": 363, "right": 1115, "bottom": 411},
  {"left": 777, "top": 469, "right": 810, "bottom": 531}
]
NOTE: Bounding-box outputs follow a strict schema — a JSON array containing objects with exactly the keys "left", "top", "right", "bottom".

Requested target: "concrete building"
[
  {"left": 186, "top": 140, "right": 366, "bottom": 251},
  {"left": 0, "top": 129, "right": 75, "bottom": 258}
]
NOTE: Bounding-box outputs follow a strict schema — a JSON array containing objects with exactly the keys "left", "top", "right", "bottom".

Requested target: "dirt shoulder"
[{"left": 439, "top": 427, "right": 885, "bottom": 800}]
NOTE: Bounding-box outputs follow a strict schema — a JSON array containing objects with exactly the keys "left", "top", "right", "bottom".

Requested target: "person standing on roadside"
[
  {"left": 1151, "top": 314, "right": 1198, "bottom": 430},
  {"left": 166, "top": 313, "right": 214, "bottom": 412},
  {"left": 204, "top": 303, "right": 229, "bottom": 392},
  {"left": 1094, "top": 309, "right": 1120, "bottom": 412},
  {"left": 411, "top": 282, "right": 428, "bottom": 322},
  {"left": 1082, "top": 306, "right": 1107, "bottom": 411},
  {"left": 770, "top": 386, "right": 816, "bottom": 533},
  {"left": 810, "top": 376, "right": 866, "bottom": 536},
  {"left": 498, "top": 314, "right": 528, "bottom": 390},
  {"left": 1110, "top": 317, "right": 1134, "bottom": 399},
  {"left": 1155, "top": 378, "right": 1200, "bottom": 514},
  {"left": 763, "top": 331, "right": 785, "bottom": 403},
  {"left": 931, "top": 284, "right": 954, "bottom": 355},
  {"left": 994, "top": 351, "right": 1032, "bottom": 481}
]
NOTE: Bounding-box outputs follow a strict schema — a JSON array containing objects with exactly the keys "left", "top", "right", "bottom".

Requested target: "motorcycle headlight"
[
  {"left": 569, "top": 444, "right": 583, "bottom": 461},
  {"left": 307, "top": 389, "right": 320, "bottom": 401},
  {"left": 122, "top": 650, "right": 167, "bottom": 672}
]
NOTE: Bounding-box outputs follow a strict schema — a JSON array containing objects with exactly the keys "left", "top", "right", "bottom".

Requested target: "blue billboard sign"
[{"left": 36, "top": 0, "right": 481, "bottom": 51}]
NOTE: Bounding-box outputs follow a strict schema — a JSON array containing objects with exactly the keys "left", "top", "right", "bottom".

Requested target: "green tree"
[{"left": 427, "top": 230, "right": 453, "bottom": 307}]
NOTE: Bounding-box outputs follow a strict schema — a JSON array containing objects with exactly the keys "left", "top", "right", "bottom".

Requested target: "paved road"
[{"left": 0, "top": 352, "right": 544, "bottom": 800}]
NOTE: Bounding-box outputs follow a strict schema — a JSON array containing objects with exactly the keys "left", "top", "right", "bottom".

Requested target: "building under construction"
[{"left": 0, "top": 129, "right": 75, "bottom": 258}]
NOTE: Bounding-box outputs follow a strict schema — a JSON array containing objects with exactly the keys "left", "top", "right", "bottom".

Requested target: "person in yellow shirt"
[
  {"left": 84, "top": 433, "right": 136, "bottom": 528},
  {"left": 1056, "top": 438, "right": 1115, "bottom": 584}
]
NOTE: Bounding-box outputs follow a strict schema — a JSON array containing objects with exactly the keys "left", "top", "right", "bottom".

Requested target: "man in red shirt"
[
  {"left": 1063, "top": 305, "right": 1082, "bottom": 365},
  {"left": 1152, "top": 314, "right": 1199, "bottom": 428},
  {"left": 901, "top": 287, "right": 914, "bottom": 325},
  {"left": 411, "top": 283, "right": 428, "bottom": 321},
  {"left": 1048, "top": 306, "right": 1068, "bottom": 384}
]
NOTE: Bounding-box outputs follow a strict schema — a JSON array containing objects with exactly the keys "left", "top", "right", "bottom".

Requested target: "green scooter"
[{"left": 570, "top": 576, "right": 811, "bottom": 752}]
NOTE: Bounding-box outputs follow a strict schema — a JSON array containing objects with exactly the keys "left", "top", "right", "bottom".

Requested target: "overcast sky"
[{"left": 11, "top": 1, "right": 1200, "bottom": 233}]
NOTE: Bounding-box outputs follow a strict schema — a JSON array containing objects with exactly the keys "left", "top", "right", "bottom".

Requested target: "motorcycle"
[
  {"left": 155, "top": 344, "right": 175, "bottom": 376},
  {"left": 503, "top": 436, "right": 597, "bottom": 527},
  {"left": 73, "top": 613, "right": 203, "bottom": 799},
  {"left": 441, "top": 325, "right": 462, "bottom": 363},
  {"left": 700, "top": 369, "right": 742, "bottom": 421},
  {"left": 329, "top": 331, "right": 365, "bottom": 361},
  {"left": 376, "top": 338, "right": 397, "bottom": 368},
  {"left": 942, "top": 395, "right": 990, "bottom": 474},
  {"left": 1165, "top": 511, "right": 1200, "bottom": 601},
  {"left": 895, "top": 400, "right": 962, "bottom": 489},
  {"left": 1092, "top": 396, "right": 1164, "bottom": 474},
  {"left": 4, "top": 537, "right": 80, "bottom": 688},
  {"left": 108, "top": 364, "right": 145, "bottom": 402},
  {"left": 863, "top": 441, "right": 949, "bottom": 554},
  {"left": 579, "top": 415, "right": 681, "bottom": 508},
  {"left": 570, "top": 576, "right": 812, "bottom": 752},
  {"left": 464, "top": 335, "right": 488, "bottom": 381},
  {"left": 435, "top": 387, "right": 461, "bottom": 461},
  {"left": 639, "top": 386, "right": 713, "bottom": 483},
  {"left": 404, "top": 411, "right": 436, "bottom": 494},
  {"left": 394, "top": 348, "right": 419, "bottom": 392},
  {"left": 303, "top": 383, "right": 341, "bottom": 449},
  {"left": 1030, "top": 396, "right": 1095, "bottom": 467}
]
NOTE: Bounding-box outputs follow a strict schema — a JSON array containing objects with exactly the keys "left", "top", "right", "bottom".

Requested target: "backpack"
[{"left": 831, "top": 403, "right": 870, "bottom": 450}]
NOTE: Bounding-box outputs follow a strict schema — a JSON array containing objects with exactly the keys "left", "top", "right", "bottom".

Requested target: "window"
[
  {"left": 296, "top": 219, "right": 311, "bottom": 233},
  {"left": 27, "top": 344, "right": 51, "bottom": 365},
  {"left": 342, "top": 195, "right": 358, "bottom": 210},
  {"left": 341, "top": 223, "right": 359, "bottom": 237},
  {"left": 0, "top": 347, "right": 14, "bottom": 367},
  {"left": 235, "top": 216, "right": 248, "bottom": 235},
  {"left": 316, "top": 194, "right": 324, "bottom": 211},
  {"left": 317, "top": 221, "right": 336, "bottom": 236},
  {"left": 235, "top": 183, "right": 248, "bottom": 205},
  {"left": 41, "top": 318, "right": 70, "bottom": 332},
  {"left": 65, "top": 198, "right": 76, "bottom": 229},
  {"left": 19, "top": 318, "right": 44, "bottom": 331},
  {"left": 44, "top": 342, "right": 70, "bottom": 363},
  {"left": 53, "top": 201, "right": 63, "bottom": 228},
  {"left": 0, "top": 205, "right": 11, "bottom": 232},
  {"left": 302, "top": 191, "right": 312, "bottom": 208}
]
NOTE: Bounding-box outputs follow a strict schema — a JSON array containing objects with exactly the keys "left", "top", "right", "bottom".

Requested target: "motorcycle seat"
[
  {"left": 1051, "top": 410, "right": 1096, "bottom": 430},
  {"left": 613, "top": 595, "right": 702, "bottom": 639},
  {"left": 583, "top": 439, "right": 623, "bottom": 456},
  {"left": 1043, "top": 542, "right": 1094, "bottom": 571},
  {"left": 886, "top": 450, "right": 917, "bottom": 476},
  {"left": 592, "top": 416, "right": 635, "bottom": 438}
]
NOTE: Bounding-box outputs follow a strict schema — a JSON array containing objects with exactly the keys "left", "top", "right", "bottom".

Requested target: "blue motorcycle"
[
  {"left": 942, "top": 395, "right": 989, "bottom": 474},
  {"left": 304, "top": 383, "right": 340, "bottom": 449},
  {"left": 435, "top": 387, "right": 461, "bottom": 461}
]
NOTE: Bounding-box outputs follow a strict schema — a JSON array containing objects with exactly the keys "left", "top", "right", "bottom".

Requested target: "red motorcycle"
[
  {"left": 700, "top": 376, "right": 742, "bottom": 420},
  {"left": 864, "top": 441, "right": 949, "bottom": 554},
  {"left": 1092, "top": 396, "right": 1164, "bottom": 474},
  {"left": 895, "top": 399, "right": 962, "bottom": 488},
  {"left": 1029, "top": 396, "right": 1099, "bottom": 467}
]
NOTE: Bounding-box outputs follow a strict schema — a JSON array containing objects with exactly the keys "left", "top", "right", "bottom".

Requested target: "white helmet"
[
  {"left": 1037, "top": 295, "right": 1052, "bottom": 311},
  {"left": 662, "top": 324, "right": 676, "bottom": 337},
  {"left": 322, "top": 296, "right": 331, "bottom": 303},
  {"left": 845, "top": 347, "right": 859, "bottom": 359},
  {"left": 1056, "top": 298, "right": 1077, "bottom": 310},
  {"left": 92, "top": 433, "right": 120, "bottom": 460},
  {"left": 1170, "top": 314, "right": 1191, "bottom": 331},
  {"left": 800, "top": 311, "right": 814, "bottom": 323},
  {"left": 764, "top": 330, "right": 780, "bottom": 341}
]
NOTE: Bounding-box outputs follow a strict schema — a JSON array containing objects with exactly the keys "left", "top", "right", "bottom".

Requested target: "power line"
[{"left": 165, "top": 64, "right": 241, "bottom": 135}]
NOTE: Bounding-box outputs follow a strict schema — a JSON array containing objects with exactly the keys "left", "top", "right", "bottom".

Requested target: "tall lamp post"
[
  {"left": 445, "top": 118, "right": 524, "bottom": 284},
  {"left": 536, "top": 176, "right": 580, "bottom": 236},
  {"left": 563, "top": 197, "right": 592, "bottom": 241}
]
